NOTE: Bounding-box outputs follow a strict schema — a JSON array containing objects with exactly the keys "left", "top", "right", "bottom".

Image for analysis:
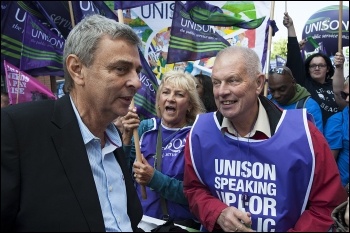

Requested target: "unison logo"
[{"left": 302, "top": 5, "right": 349, "bottom": 57}]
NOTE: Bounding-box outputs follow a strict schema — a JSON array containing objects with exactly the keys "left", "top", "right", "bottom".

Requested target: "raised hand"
[
  {"left": 333, "top": 52, "right": 345, "bottom": 68},
  {"left": 283, "top": 12, "right": 293, "bottom": 28},
  {"left": 120, "top": 106, "right": 140, "bottom": 145}
]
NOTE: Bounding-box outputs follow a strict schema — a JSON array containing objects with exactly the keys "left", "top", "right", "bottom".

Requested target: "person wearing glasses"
[
  {"left": 283, "top": 12, "right": 346, "bottom": 127},
  {"left": 183, "top": 46, "right": 347, "bottom": 232},
  {"left": 122, "top": 70, "right": 205, "bottom": 229},
  {"left": 268, "top": 66, "right": 323, "bottom": 132},
  {"left": 324, "top": 75, "right": 349, "bottom": 187}
]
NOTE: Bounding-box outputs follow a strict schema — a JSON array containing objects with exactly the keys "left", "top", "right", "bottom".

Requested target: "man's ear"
[
  {"left": 256, "top": 74, "right": 266, "bottom": 94},
  {"left": 66, "top": 54, "right": 85, "bottom": 86}
]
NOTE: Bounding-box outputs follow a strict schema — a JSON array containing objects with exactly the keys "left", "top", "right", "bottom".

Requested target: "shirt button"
[{"left": 108, "top": 186, "right": 113, "bottom": 192}]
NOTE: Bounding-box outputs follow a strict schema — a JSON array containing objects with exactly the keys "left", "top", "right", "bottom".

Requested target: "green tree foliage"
[{"left": 271, "top": 38, "right": 287, "bottom": 60}]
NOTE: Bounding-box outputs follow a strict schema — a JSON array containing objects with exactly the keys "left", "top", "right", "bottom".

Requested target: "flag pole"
[
  {"left": 264, "top": 1, "right": 275, "bottom": 97},
  {"left": 117, "top": 8, "right": 147, "bottom": 200},
  {"left": 16, "top": 72, "right": 20, "bottom": 104},
  {"left": 285, "top": 1, "right": 287, "bottom": 12},
  {"left": 338, "top": 1, "right": 343, "bottom": 51},
  {"left": 68, "top": 1, "right": 76, "bottom": 27}
]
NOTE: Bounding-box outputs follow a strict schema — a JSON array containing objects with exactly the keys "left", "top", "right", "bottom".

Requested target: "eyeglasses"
[
  {"left": 269, "top": 67, "right": 285, "bottom": 75},
  {"left": 340, "top": 91, "right": 349, "bottom": 100},
  {"left": 309, "top": 64, "right": 327, "bottom": 70}
]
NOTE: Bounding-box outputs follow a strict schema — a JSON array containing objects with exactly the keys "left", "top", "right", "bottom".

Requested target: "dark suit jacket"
[{"left": 1, "top": 95, "right": 143, "bottom": 232}]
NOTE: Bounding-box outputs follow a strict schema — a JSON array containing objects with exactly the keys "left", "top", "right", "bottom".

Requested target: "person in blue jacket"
[
  {"left": 268, "top": 65, "right": 323, "bottom": 133},
  {"left": 122, "top": 70, "right": 205, "bottom": 229},
  {"left": 324, "top": 76, "right": 349, "bottom": 187}
]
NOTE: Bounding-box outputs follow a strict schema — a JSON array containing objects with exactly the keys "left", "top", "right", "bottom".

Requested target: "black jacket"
[{"left": 1, "top": 95, "right": 143, "bottom": 232}]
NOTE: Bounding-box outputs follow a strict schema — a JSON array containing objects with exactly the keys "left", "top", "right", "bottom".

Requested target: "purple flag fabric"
[
  {"left": 32, "top": 1, "right": 72, "bottom": 39},
  {"left": 135, "top": 48, "right": 158, "bottom": 119},
  {"left": 167, "top": 1, "right": 230, "bottom": 64},
  {"left": 184, "top": 1, "right": 266, "bottom": 29},
  {"left": 1, "top": 1, "right": 66, "bottom": 76},
  {"left": 1, "top": 1, "right": 45, "bottom": 76},
  {"left": 20, "top": 14, "right": 64, "bottom": 77},
  {"left": 4, "top": 60, "right": 57, "bottom": 105},
  {"left": 71, "top": 1, "right": 118, "bottom": 24},
  {"left": 114, "top": 1, "right": 163, "bottom": 10},
  {"left": 93, "top": 1, "right": 119, "bottom": 21}
]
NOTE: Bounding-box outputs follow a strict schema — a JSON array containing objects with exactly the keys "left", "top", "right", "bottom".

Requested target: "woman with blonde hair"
[{"left": 122, "top": 70, "right": 205, "bottom": 229}]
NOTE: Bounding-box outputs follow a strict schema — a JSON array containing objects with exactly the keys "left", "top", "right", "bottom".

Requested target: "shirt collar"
[
  {"left": 69, "top": 96, "right": 122, "bottom": 147},
  {"left": 220, "top": 98, "right": 271, "bottom": 138}
]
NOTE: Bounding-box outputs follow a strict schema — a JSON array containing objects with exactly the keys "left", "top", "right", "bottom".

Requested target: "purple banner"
[
  {"left": 167, "top": 1, "right": 230, "bottom": 64},
  {"left": 114, "top": 1, "right": 162, "bottom": 10},
  {"left": 20, "top": 14, "right": 64, "bottom": 76},
  {"left": 32, "top": 1, "right": 72, "bottom": 39},
  {"left": 1, "top": 1, "right": 66, "bottom": 76},
  {"left": 4, "top": 60, "right": 57, "bottom": 105},
  {"left": 71, "top": 1, "right": 118, "bottom": 24},
  {"left": 135, "top": 48, "right": 158, "bottom": 119},
  {"left": 1, "top": 1, "right": 42, "bottom": 75}
]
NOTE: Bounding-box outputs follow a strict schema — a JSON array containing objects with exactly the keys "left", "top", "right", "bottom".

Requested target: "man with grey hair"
[
  {"left": 1, "top": 14, "right": 144, "bottom": 231},
  {"left": 183, "top": 46, "right": 347, "bottom": 232}
]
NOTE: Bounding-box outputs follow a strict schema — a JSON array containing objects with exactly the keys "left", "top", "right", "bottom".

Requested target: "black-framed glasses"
[
  {"left": 309, "top": 64, "right": 327, "bottom": 70},
  {"left": 340, "top": 91, "right": 349, "bottom": 100},
  {"left": 269, "top": 67, "right": 285, "bottom": 75}
]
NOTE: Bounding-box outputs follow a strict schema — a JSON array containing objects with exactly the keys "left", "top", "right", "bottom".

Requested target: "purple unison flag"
[
  {"left": 71, "top": 1, "right": 118, "bottom": 24},
  {"left": 4, "top": 60, "right": 57, "bottom": 105},
  {"left": 20, "top": 14, "right": 64, "bottom": 77},
  {"left": 135, "top": 48, "right": 158, "bottom": 120},
  {"left": 71, "top": 1, "right": 99, "bottom": 23},
  {"left": 1, "top": 1, "right": 45, "bottom": 76},
  {"left": 114, "top": 1, "right": 163, "bottom": 10},
  {"left": 32, "top": 1, "right": 72, "bottom": 39},
  {"left": 92, "top": 1, "right": 119, "bottom": 21},
  {"left": 184, "top": 1, "right": 265, "bottom": 29},
  {"left": 167, "top": 1, "right": 230, "bottom": 64}
]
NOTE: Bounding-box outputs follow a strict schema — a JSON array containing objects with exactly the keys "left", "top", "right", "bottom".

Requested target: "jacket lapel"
[
  {"left": 113, "top": 147, "right": 143, "bottom": 230},
  {"left": 51, "top": 95, "right": 105, "bottom": 231}
]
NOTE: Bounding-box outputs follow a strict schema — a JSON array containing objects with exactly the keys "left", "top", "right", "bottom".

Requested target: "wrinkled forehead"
[{"left": 213, "top": 56, "right": 244, "bottom": 75}]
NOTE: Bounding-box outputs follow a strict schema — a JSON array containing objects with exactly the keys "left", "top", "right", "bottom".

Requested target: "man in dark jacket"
[{"left": 1, "top": 14, "right": 144, "bottom": 232}]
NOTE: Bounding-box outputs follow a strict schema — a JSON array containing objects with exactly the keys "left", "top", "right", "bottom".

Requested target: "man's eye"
[{"left": 116, "top": 67, "right": 127, "bottom": 72}]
